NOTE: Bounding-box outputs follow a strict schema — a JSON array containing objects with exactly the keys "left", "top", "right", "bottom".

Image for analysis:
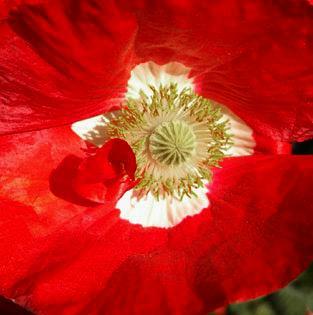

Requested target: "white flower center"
[
  {"left": 107, "top": 83, "right": 231, "bottom": 199},
  {"left": 72, "top": 62, "right": 255, "bottom": 228}
]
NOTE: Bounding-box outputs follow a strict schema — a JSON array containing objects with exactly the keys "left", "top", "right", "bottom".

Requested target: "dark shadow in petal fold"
[
  {"left": 292, "top": 139, "right": 313, "bottom": 154},
  {"left": 50, "top": 139, "right": 137, "bottom": 206},
  {"left": 49, "top": 154, "right": 98, "bottom": 207},
  {"left": 0, "top": 296, "right": 33, "bottom": 315}
]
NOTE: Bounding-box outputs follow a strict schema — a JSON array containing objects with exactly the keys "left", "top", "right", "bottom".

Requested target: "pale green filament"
[{"left": 149, "top": 120, "right": 196, "bottom": 166}]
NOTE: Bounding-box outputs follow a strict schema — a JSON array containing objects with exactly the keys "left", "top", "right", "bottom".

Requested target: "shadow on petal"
[
  {"left": 49, "top": 154, "right": 98, "bottom": 207},
  {"left": 49, "top": 139, "right": 137, "bottom": 206},
  {"left": 0, "top": 296, "right": 32, "bottom": 315}
]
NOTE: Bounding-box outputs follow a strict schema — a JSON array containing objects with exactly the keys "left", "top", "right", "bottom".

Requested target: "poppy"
[{"left": 0, "top": 1, "right": 313, "bottom": 314}]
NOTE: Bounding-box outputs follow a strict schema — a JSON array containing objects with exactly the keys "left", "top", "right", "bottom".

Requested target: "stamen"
[{"left": 107, "top": 83, "right": 232, "bottom": 199}]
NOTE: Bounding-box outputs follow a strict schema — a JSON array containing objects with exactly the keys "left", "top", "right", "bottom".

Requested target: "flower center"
[
  {"left": 149, "top": 120, "right": 196, "bottom": 166},
  {"left": 107, "top": 83, "right": 232, "bottom": 199}
]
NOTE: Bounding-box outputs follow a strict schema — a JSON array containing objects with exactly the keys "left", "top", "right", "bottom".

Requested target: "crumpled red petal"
[
  {"left": 2, "top": 0, "right": 312, "bottom": 141},
  {"left": 73, "top": 138, "right": 137, "bottom": 203},
  {"left": 0, "top": 126, "right": 137, "bottom": 225},
  {"left": 0, "top": 154, "right": 313, "bottom": 315}
]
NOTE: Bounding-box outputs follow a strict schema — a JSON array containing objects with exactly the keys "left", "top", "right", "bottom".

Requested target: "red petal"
[
  {"left": 202, "top": 155, "right": 313, "bottom": 306},
  {"left": 73, "top": 138, "right": 137, "bottom": 203},
  {"left": 0, "top": 1, "right": 137, "bottom": 134},
  {"left": 0, "top": 154, "right": 313, "bottom": 314},
  {"left": 0, "top": 126, "right": 136, "bottom": 223},
  {"left": 197, "top": 47, "right": 313, "bottom": 142},
  {"left": 0, "top": 126, "right": 91, "bottom": 226},
  {"left": 3, "top": 0, "right": 313, "bottom": 141},
  {"left": 0, "top": 1, "right": 41, "bottom": 19},
  {"left": 135, "top": 0, "right": 313, "bottom": 142},
  {"left": 253, "top": 132, "right": 292, "bottom": 154}
]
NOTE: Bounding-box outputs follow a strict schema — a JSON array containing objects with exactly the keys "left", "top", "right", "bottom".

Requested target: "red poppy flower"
[{"left": 0, "top": 1, "right": 313, "bottom": 315}]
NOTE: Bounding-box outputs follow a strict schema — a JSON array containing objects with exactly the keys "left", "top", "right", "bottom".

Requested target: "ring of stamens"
[{"left": 107, "top": 83, "right": 232, "bottom": 199}]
